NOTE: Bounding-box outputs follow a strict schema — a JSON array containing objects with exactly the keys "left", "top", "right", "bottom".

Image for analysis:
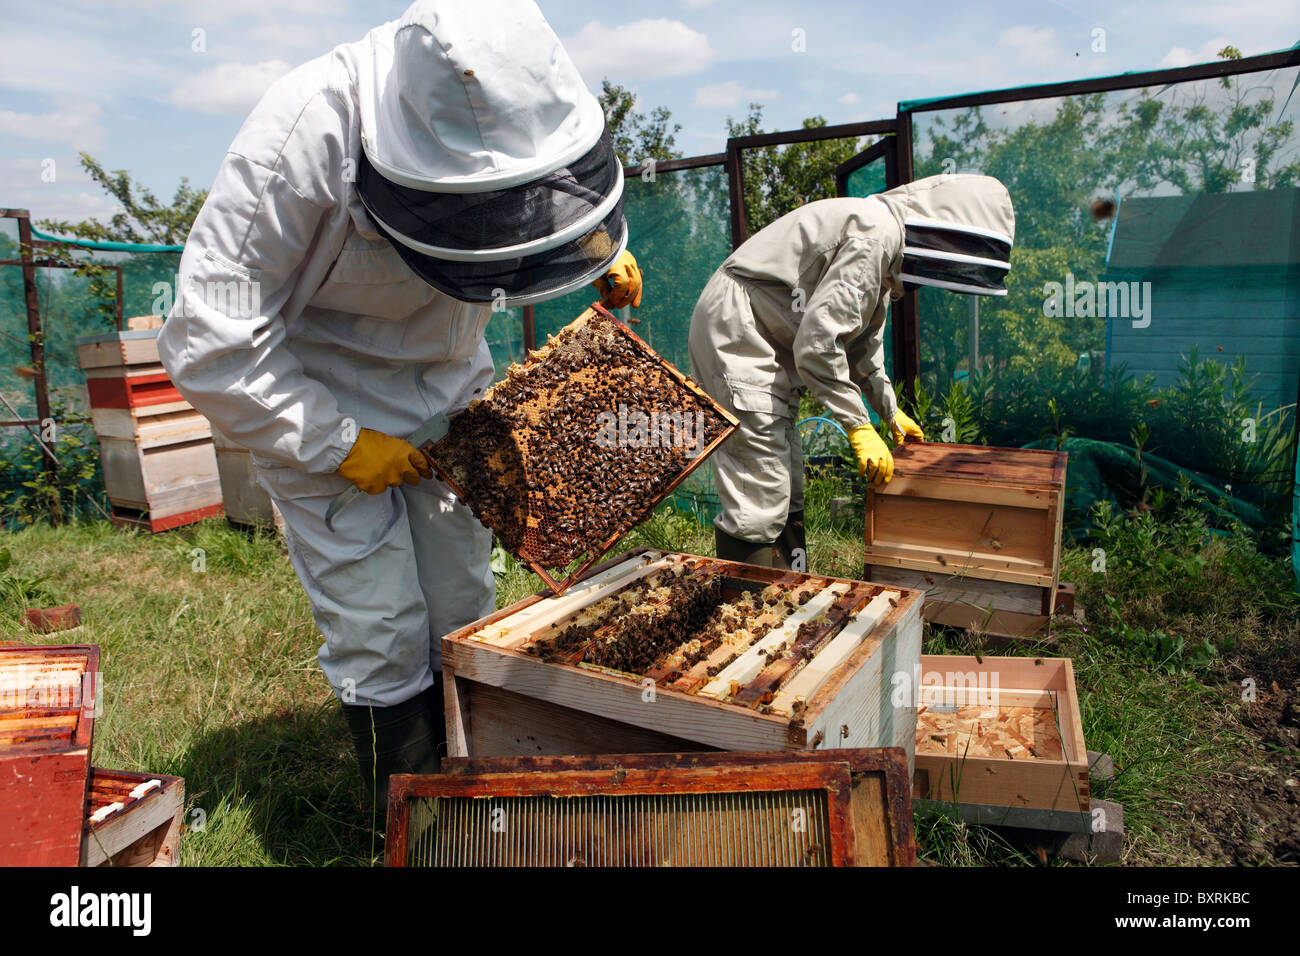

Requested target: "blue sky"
[{"left": 2, "top": 0, "right": 1298, "bottom": 229}]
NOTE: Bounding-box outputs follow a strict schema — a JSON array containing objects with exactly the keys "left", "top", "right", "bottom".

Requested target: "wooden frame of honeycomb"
[{"left": 427, "top": 304, "right": 737, "bottom": 594}]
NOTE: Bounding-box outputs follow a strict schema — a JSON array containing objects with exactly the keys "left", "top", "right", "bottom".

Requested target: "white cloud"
[
  {"left": 566, "top": 19, "right": 714, "bottom": 82},
  {"left": 249, "top": 21, "right": 325, "bottom": 49},
  {"left": 998, "top": 25, "right": 1059, "bottom": 65},
  {"left": 1157, "top": 36, "right": 1234, "bottom": 69},
  {"left": 168, "top": 60, "right": 293, "bottom": 115},
  {"left": 0, "top": 101, "right": 104, "bottom": 151},
  {"left": 693, "top": 81, "right": 779, "bottom": 109},
  {"left": 682, "top": 0, "right": 716, "bottom": 7},
  {"left": 839, "top": 92, "right": 860, "bottom": 106}
]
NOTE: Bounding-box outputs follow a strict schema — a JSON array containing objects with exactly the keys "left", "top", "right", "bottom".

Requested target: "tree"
[
  {"left": 726, "top": 106, "right": 866, "bottom": 235},
  {"left": 39, "top": 153, "right": 205, "bottom": 246},
  {"left": 598, "top": 81, "right": 682, "bottom": 167}
]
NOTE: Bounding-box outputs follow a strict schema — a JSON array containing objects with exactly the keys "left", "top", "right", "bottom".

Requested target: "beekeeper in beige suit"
[{"left": 689, "top": 174, "right": 1015, "bottom": 568}]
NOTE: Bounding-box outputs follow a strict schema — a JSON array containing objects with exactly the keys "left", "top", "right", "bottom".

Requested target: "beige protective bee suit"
[
  {"left": 157, "top": 1, "right": 625, "bottom": 711},
  {"left": 689, "top": 174, "right": 1015, "bottom": 545}
]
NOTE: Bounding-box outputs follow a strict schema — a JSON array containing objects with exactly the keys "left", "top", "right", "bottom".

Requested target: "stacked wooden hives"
[
  {"left": 77, "top": 322, "right": 223, "bottom": 532},
  {"left": 0, "top": 644, "right": 185, "bottom": 866},
  {"left": 864, "top": 442, "right": 1071, "bottom": 639},
  {"left": 442, "top": 548, "right": 924, "bottom": 768}
]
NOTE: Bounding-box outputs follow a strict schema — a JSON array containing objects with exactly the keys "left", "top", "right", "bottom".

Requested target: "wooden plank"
[
  {"left": 734, "top": 582, "right": 876, "bottom": 707},
  {"left": 863, "top": 544, "right": 1056, "bottom": 588},
  {"left": 864, "top": 563, "right": 1047, "bottom": 615},
  {"left": 883, "top": 474, "right": 1056, "bottom": 508},
  {"left": 456, "top": 680, "right": 716, "bottom": 757},
  {"left": 890, "top": 442, "right": 1063, "bottom": 486},
  {"left": 769, "top": 590, "right": 899, "bottom": 716},
  {"left": 697, "top": 582, "right": 849, "bottom": 700},
  {"left": 803, "top": 596, "right": 923, "bottom": 772}
]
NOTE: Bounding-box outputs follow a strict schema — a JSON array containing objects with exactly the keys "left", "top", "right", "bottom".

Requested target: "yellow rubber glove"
[
  {"left": 593, "top": 249, "right": 643, "bottom": 309},
  {"left": 848, "top": 423, "right": 894, "bottom": 484},
  {"left": 888, "top": 409, "right": 925, "bottom": 445},
  {"left": 337, "top": 428, "right": 432, "bottom": 495}
]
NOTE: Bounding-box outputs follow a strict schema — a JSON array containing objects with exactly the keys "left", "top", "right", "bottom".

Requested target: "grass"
[{"left": 1, "top": 468, "right": 1296, "bottom": 866}]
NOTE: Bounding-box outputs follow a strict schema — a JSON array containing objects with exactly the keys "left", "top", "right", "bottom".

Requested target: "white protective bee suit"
[
  {"left": 158, "top": 1, "right": 626, "bottom": 709},
  {"left": 689, "top": 174, "right": 1015, "bottom": 545}
]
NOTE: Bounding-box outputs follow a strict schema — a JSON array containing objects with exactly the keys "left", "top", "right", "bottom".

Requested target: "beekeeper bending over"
[
  {"left": 689, "top": 174, "right": 1014, "bottom": 569},
  {"left": 158, "top": 1, "right": 641, "bottom": 803}
]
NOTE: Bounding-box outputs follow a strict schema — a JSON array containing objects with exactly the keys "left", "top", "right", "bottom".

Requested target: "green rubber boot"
[{"left": 715, "top": 527, "right": 777, "bottom": 567}]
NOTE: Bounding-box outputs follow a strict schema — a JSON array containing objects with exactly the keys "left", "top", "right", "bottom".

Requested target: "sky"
[{"left": 2, "top": 0, "right": 1299, "bottom": 230}]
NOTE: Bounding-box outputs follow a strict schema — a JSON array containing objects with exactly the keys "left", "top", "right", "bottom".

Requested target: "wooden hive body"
[
  {"left": 82, "top": 768, "right": 185, "bottom": 867},
  {"left": 0, "top": 645, "right": 99, "bottom": 865},
  {"left": 912, "top": 654, "right": 1089, "bottom": 818},
  {"left": 864, "top": 442, "right": 1068, "bottom": 638},
  {"left": 442, "top": 549, "right": 924, "bottom": 771}
]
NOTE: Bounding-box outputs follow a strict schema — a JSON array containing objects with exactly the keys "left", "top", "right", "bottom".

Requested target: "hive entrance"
[{"left": 428, "top": 306, "right": 735, "bottom": 593}]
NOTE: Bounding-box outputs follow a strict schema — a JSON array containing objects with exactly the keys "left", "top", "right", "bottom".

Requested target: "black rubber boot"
[
  {"left": 775, "top": 510, "right": 807, "bottom": 572},
  {"left": 714, "top": 527, "right": 777, "bottom": 567},
  {"left": 342, "top": 685, "right": 443, "bottom": 816},
  {"left": 427, "top": 672, "right": 448, "bottom": 760}
]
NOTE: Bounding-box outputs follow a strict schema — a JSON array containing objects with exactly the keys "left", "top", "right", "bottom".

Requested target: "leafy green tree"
[
  {"left": 39, "top": 153, "right": 205, "bottom": 245},
  {"left": 726, "top": 106, "right": 865, "bottom": 234},
  {"left": 598, "top": 81, "right": 682, "bottom": 167}
]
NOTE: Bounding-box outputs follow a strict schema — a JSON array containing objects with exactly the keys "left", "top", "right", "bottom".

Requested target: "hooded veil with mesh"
[
  {"left": 872, "top": 174, "right": 1016, "bottom": 296},
  {"left": 355, "top": 1, "right": 625, "bottom": 306}
]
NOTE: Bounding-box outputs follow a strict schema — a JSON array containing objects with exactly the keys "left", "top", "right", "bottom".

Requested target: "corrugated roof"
[{"left": 1106, "top": 188, "right": 1300, "bottom": 269}]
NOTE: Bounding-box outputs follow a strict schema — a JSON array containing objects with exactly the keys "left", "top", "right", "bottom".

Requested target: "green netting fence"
[{"left": 3, "top": 51, "right": 1298, "bottom": 581}]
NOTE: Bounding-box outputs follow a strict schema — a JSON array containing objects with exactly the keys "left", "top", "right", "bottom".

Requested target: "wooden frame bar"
[{"left": 388, "top": 747, "right": 916, "bottom": 867}]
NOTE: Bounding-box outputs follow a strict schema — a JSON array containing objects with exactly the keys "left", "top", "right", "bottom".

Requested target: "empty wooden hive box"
[
  {"left": 442, "top": 548, "right": 924, "bottom": 769},
  {"left": 82, "top": 768, "right": 185, "bottom": 867},
  {"left": 912, "top": 654, "right": 1089, "bottom": 830},
  {"left": 387, "top": 748, "right": 916, "bottom": 867},
  {"left": 78, "top": 326, "right": 223, "bottom": 532},
  {"left": 0, "top": 645, "right": 99, "bottom": 866},
  {"left": 864, "top": 442, "right": 1069, "bottom": 639}
]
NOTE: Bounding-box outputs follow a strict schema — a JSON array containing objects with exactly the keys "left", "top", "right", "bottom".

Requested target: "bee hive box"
[
  {"left": 864, "top": 443, "right": 1068, "bottom": 638},
  {"left": 441, "top": 549, "right": 924, "bottom": 769},
  {"left": 911, "top": 654, "right": 1089, "bottom": 817},
  {"left": 0, "top": 644, "right": 99, "bottom": 866},
  {"left": 81, "top": 768, "right": 185, "bottom": 867},
  {"left": 78, "top": 329, "right": 224, "bottom": 532},
  {"left": 428, "top": 306, "right": 736, "bottom": 593}
]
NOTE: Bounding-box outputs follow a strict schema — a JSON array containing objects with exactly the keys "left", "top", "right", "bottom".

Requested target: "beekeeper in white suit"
[
  {"left": 158, "top": 0, "right": 641, "bottom": 803},
  {"left": 689, "top": 174, "right": 1014, "bottom": 568}
]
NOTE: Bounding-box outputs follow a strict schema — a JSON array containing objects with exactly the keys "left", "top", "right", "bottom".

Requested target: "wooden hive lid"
[{"left": 891, "top": 442, "right": 1066, "bottom": 489}]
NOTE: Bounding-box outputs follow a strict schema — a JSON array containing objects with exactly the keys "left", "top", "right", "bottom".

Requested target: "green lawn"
[{"left": 2, "top": 475, "right": 1296, "bottom": 865}]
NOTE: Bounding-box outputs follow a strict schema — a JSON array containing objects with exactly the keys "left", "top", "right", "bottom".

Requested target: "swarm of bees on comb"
[
  {"left": 428, "top": 309, "right": 732, "bottom": 575},
  {"left": 532, "top": 560, "right": 835, "bottom": 708}
]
